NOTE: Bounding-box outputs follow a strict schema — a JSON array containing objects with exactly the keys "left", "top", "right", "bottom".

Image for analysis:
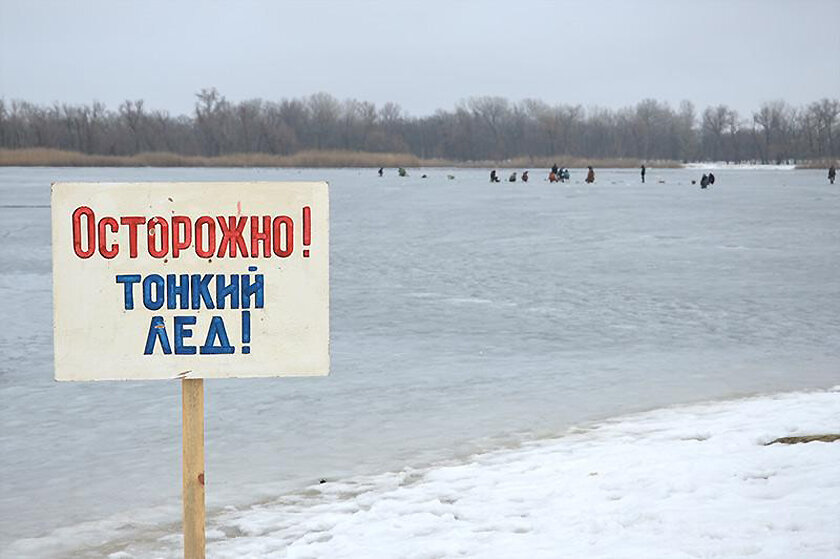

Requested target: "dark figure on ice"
[
  {"left": 708, "top": 172, "right": 715, "bottom": 185},
  {"left": 700, "top": 174, "right": 709, "bottom": 188},
  {"left": 378, "top": 167, "right": 384, "bottom": 177},
  {"left": 509, "top": 172, "right": 517, "bottom": 182},
  {"left": 641, "top": 165, "right": 646, "bottom": 183},
  {"left": 551, "top": 163, "right": 559, "bottom": 176},
  {"left": 490, "top": 170, "right": 500, "bottom": 182},
  {"left": 830, "top": 165, "right": 836, "bottom": 185},
  {"left": 522, "top": 171, "right": 529, "bottom": 182},
  {"left": 398, "top": 167, "right": 407, "bottom": 177},
  {"left": 585, "top": 166, "right": 595, "bottom": 184}
]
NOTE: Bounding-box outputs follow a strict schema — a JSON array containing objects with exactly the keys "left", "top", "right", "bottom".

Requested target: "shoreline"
[{"left": 7, "top": 387, "right": 839, "bottom": 558}]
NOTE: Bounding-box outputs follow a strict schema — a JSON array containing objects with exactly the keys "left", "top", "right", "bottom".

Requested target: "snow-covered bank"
[
  {"left": 14, "top": 389, "right": 837, "bottom": 558},
  {"left": 199, "top": 389, "right": 839, "bottom": 559},
  {"left": 684, "top": 162, "right": 797, "bottom": 170}
]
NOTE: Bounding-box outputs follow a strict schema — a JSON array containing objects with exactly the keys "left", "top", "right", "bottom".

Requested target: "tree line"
[{"left": 1, "top": 89, "right": 837, "bottom": 163}]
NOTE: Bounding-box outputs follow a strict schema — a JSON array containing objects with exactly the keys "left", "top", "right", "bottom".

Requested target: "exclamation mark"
[
  {"left": 241, "top": 310, "right": 251, "bottom": 354},
  {"left": 302, "top": 206, "right": 311, "bottom": 257}
]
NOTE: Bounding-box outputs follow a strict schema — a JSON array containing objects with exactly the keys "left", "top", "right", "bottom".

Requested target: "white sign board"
[{"left": 51, "top": 181, "right": 329, "bottom": 381}]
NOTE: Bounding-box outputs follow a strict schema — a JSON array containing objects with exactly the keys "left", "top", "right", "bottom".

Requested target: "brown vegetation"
[
  {"left": 0, "top": 148, "right": 678, "bottom": 169},
  {"left": 794, "top": 159, "right": 839, "bottom": 169},
  {"left": 0, "top": 148, "right": 424, "bottom": 168},
  {"left": 765, "top": 434, "right": 840, "bottom": 445}
]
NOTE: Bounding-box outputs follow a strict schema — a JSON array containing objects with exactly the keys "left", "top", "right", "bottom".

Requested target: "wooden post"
[{"left": 182, "top": 378, "right": 205, "bottom": 559}]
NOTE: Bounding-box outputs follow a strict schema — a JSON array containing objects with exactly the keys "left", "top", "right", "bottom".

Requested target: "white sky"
[{"left": 1, "top": 0, "right": 838, "bottom": 117}]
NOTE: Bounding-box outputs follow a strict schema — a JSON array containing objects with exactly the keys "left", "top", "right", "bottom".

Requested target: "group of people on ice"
[
  {"left": 489, "top": 169, "right": 530, "bottom": 183},
  {"left": 489, "top": 164, "right": 593, "bottom": 184},
  {"left": 385, "top": 164, "right": 837, "bottom": 186},
  {"left": 549, "top": 164, "right": 571, "bottom": 183}
]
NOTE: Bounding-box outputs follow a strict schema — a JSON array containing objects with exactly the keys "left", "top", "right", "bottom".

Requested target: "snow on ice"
[
  {"left": 12, "top": 389, "right": 832, "bottom": 559},
  {"left": 197, "top": 390, "right": 840, "bottom": 559}
]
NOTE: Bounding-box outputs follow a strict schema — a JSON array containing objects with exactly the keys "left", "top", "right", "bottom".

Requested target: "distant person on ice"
[
  {"left": 398, "top": 167, "right": 407, "bottom": 177},
  {"left": 708, "top": 172, "right": 715, "bottom": 185},
  {"left": 378, "top": 167, "right": 384, "bottom": 177},
  {"left": 830, "top": 165, "right": 836, "bottom": 185},
  {"left": 509, "top": 172, "right": 517, "bottom": 182},
  {"left": 700, "top": 174, "right": 709, "bottom": 188},
  {"left": 585, "top": 166, "right": 595, "bottom": 183},
  {"left": 551, "top": 163, "right": 559, "bottom": 176},
  {"left": 522, "top": 171, "right": 529, "bottom": 182},
  {"left": 490, "top": 170, "right": 500, "bottom": 182},
  {"left": 641, "top": 165, "right": 646, "bottom": 183}
]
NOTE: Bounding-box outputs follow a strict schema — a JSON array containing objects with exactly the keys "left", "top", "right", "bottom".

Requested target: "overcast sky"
[{"left": 1, "top": 0, "right": 838, "bottom": 118}]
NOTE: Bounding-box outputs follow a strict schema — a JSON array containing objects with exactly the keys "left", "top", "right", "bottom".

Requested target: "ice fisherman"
[
  {"left": 490, "top": 170, "right": 500, "bottom": 182},
  {"left": 509, "top": 172, "right": 517, "bottom": 182},
  {"left": 585, "top": 166, "right": 595, "bottom": 183},
  {"left": 378, "top": 167, "right": 384, "bottom": 177},
  {"left": 829, "top": 165, "right": 836, "bottom": 185},
  {"left": 398, "top": 167, "right": 407, "bottom": 177},
  {"left": 560, "top": 168, "right": 569, "bottom": 182},
  {"left": 700, "top": 174, "right": 709, "bottom": 188},
  {"left": 708, "top": 172, "right": 716, "bottom": 185},
  {"left": 641, "top": 165, "right": 646, "bottom": 183},
  {"left": 522, "top": 171, "right": 529, "bottom": 182}
]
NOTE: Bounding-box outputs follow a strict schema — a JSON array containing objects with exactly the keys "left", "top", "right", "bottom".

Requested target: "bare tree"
[
  {"left": 702, "top": 105, "right": 738, "bottom": 162},
  {"left": 307, "top": 92, "right": 340, "bottom": 150},
  {"left": 810, "top": 98, "right": 839, "bottom": 157},
  {"left": 753, "top": 101, "right": 790, "bottom": 163}
]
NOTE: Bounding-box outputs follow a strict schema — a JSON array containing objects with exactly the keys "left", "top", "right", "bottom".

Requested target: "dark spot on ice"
[
  {"left": 168, "top": 197, "right": 173, "bottom": 202},
  {"left": 319, "top": 478, "right": 328, "bottom": 484}
]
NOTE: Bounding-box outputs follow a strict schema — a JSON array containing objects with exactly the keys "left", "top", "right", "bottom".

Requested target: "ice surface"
[{"left": 0, "top": 166, "right": 838, "bottom": 555}]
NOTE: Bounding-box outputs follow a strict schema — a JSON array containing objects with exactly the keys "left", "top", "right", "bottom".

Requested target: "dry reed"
[
  {"left": 794, "top": 159, "right": 839, "bottom": 169},
  {"left": 0, "top": 148, "right": 682, "bottom": 169}
]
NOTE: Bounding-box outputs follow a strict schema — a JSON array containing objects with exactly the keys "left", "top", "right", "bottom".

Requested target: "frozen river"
[{"left": 1, "top": 166, "right": 838, "bottom": 554}]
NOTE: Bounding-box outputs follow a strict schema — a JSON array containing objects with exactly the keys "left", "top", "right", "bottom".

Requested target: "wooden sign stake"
[{"left": 182, "top": 378, "right": 206, "bottom": 559}]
